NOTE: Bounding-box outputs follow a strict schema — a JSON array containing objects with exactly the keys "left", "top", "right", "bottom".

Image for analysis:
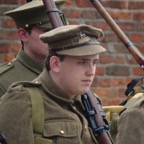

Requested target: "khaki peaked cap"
[
  {"left": 40, "top": 24, "right": 106, "bottom": 56},
  {"left": 4, "top": 0, "right": 66, "bottom": 29}
]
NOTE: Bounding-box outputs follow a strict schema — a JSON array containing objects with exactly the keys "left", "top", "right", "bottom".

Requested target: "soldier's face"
[
  {"left": 27, "top": 27, "right": 49, "bottom": 59},
  {"left": 50, "top": 54, "right": 99, "bottom": 99},
  {"left": 18, "top": 26, "right": 50, "bottom": 64}
]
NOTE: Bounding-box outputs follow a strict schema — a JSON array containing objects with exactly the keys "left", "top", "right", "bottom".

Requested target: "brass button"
[
  {"left": 25, "top": 24, "right": 29, "bottom": 28},
  {"left": 60, "top": 130, "right": 64, "bottom": 135},
  {"left": 73, "top": 106, "right": 76, "bottom": 110},
  {"left": 84, "top": 125, "right": 88, "bottom": 130},
  {"left": 8, "top": 62, "right": 12, "bottom": 66}
]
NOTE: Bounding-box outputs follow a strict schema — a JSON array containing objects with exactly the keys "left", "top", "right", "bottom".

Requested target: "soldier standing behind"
[
  {"left": 0, "top": 24, "right": 113, "bottom": 144},
  {"left": 0, "top": 0, "right": 66, "bottom": 97},
  {"left": 114, "top": 83, "right": 144, "bottom": 144}
]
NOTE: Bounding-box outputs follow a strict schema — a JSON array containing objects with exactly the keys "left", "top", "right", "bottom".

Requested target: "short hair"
[
  {"left": 21, "top": 26, "right": 33, "bottom": 48},
  {"left": 24, "top": 25, "right": 33, "bottom": 34},
  {"left": 44, "top": 52, "right": 66, "bottom": 71}
]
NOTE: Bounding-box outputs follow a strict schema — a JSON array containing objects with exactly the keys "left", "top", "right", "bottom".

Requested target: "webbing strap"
[
  {"left": 125, "top": 77, "right": 143, "bottom": 96},
  {"left": 26, "top": 87, "right": 44, "bottom": 134}
]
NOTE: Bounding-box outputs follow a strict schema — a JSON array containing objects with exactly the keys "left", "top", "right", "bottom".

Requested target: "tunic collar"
[
  {"left": 16, "top": 48, "right": 43, "bottom": 74},
  {"left": 37, "top": 69, "right": 75, "bottom": 105}
]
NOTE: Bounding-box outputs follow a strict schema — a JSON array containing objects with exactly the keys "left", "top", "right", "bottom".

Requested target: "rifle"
[
  {"left": 42, "top": 1, "right": 112, "bottom": 143},
  {"left": 89, "top": 0, "right": 144, "bottom": 69},
  {"left": 42, "top": 0, "right": 66, "bottom": 28},
  {"left": 82, "top": 91, "right": 112, "bottom": 144}
]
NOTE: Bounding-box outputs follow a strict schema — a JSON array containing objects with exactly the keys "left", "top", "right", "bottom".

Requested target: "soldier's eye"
[{"left": 78, "top": 60, "right": 86, "bottom": 65}]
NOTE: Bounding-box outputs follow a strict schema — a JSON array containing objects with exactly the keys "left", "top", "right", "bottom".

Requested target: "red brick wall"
[{"left": 0, "top": 0, "right": 144, "bottom": 106}]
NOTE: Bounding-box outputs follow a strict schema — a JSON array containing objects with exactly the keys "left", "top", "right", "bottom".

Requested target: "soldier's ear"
[
  {"left": 50, "top": 56, "right": 60, "bottom": 73},
  {"left": 17, "top": 28, "right": 28, "bottom": 42}
]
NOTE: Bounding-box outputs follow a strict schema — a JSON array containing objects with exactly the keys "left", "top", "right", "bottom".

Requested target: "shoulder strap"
[
  {"left": 0, "top": 62, "right": 14, "bottom": 75},
  {"left": 125, "top": 77, "right": 144, "bottom": 96},
  {"left": 26, "top": 87, "right": 44, "bottom": 134}
]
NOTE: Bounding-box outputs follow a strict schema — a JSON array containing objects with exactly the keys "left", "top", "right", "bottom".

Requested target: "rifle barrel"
[
  {"left": 42, "top": 0, "right": 63, "bottom": 28},
  {"left": 90, "top": 0, "right": 144, "bottom": 68}
]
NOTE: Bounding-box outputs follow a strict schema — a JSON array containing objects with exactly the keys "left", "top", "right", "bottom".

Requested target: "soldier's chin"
[{"left": 79, "top": 89, "right": 89, "bottom": 95}]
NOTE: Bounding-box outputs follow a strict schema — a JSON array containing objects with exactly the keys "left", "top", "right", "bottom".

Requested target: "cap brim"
[{"left": 57, "top": 45, "right": 106, "bottom": 56}]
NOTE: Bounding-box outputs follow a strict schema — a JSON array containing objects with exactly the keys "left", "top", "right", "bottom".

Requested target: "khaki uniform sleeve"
[
  {"left": 0, "top": 86, "right": 34, "bottom": 144},
  {"left": 116, "top": 107, "right": 144, "bottom": 144}
]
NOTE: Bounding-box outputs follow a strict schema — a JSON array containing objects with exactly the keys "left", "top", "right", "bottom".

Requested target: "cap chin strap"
[
  {"left": 24, "top": 20, "right": 51, "bottom": 28},
  {"left": 24, "top": 12, "right": 67, "bottom": 29}
]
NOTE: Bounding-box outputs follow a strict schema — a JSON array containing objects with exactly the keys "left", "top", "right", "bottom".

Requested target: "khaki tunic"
[
  {"left": 0, "top": 48, "right": 43, "bottom": 97},
  {"left": 116, "top": 96, "right": 144, "bottom": 144},
  {"left": 0, "top": 69, "right": 99, "bottom": 144}
]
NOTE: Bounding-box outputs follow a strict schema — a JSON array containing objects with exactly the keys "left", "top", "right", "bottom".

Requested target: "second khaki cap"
[{"left": 4, "top": 0, "right": 66, "bottom": 29}]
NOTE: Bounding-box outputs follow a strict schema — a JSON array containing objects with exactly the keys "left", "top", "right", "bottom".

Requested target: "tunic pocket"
[{"left": 43, "top": 120, "right": 80, "bottom": 144}]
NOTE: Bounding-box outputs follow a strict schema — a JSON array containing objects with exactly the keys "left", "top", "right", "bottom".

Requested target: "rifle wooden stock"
[
  {"left": 90, "top": 0, "right": 144, "bottom": 68},
  {"left": 42, "top": 0, "right": 63, "bottom": 28}
]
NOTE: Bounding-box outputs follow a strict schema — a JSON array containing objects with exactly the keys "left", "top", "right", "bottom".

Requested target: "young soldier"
[
  {"left": 0, "top": 24, "right": 113, "bottom": 144},
  {"left": 0, "top": 0, "right": 66, "bottom": 97}
]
